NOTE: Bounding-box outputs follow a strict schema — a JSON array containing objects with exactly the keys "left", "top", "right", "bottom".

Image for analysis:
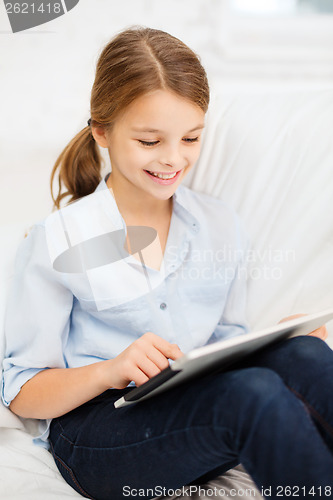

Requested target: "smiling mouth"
[{"left": 144, "top": 170, "right": 179, "bottom": 180}]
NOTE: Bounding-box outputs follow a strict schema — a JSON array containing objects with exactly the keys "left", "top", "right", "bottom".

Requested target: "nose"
[{"left": 160, "top": 143, "right": 186, "bottom": 170}]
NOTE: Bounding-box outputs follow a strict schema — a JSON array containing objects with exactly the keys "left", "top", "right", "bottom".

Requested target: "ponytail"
[{"left": 50, "top": 125, "right": 102, "bottom": 210}]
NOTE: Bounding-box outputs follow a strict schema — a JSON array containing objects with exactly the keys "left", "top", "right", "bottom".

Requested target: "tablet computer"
[{"left": 114, "top": 307, "right": 333, "bottom": 408}]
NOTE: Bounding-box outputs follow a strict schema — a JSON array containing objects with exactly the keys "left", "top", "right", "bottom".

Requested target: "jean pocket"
[{"left": 50, "top": 441, "right": 94, "bottom": 499}]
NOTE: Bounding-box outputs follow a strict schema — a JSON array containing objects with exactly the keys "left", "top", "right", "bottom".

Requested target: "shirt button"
[{"left": 160, "top": 302, "right": 167, "bottom": 310}]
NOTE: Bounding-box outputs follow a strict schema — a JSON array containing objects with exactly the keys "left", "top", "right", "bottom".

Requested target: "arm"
[
  {"left": 10, "top": 332, "right": 183, "bottom": 419},
  {"left": 10, "top": 361, "right": 108, "bottom": 419}
]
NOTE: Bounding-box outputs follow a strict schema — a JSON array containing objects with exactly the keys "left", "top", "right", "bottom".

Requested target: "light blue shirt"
[{"left": 1, "top": 174, "right": 250, "bottom": 448}]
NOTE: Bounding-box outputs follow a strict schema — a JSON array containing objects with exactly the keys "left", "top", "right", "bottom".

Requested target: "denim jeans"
[{"left": 49, "top": 336, "right": 333, "bottom": 499}]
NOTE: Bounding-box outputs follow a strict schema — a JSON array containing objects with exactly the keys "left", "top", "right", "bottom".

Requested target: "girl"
[{"left": 2, "top": 26, "right": 333, "bottom": 500}]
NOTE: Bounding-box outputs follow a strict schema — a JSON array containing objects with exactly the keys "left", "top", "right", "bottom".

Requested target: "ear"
[{"left": 91, "top": 126, "right": 109, "bottom": 148}]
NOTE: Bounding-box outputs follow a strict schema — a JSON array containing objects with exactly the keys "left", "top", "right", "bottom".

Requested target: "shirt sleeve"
[
  {"left": 207, "top": 214, "right": 251, "bottom": 343},
  {"left": 1, "top": 223, "right": 73, "bottom": 407}
]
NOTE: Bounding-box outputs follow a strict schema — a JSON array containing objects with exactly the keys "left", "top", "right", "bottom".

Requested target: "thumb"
[{"left": 278, "top": 313, "right": 307, "bottom": 324}]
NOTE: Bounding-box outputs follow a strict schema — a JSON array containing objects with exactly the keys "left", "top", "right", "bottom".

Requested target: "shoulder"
[
  {"left": 36, "top": 184, "right": 121, "bottom": 241},
  {"left": 35, "top": 175, "right": 115, "bottom": 231},
  {"left": 26, "top": 195, "right": 94, "bottom": 253},
  {"left": 29, "top": 190, "right": 101, "bottom": 232}
]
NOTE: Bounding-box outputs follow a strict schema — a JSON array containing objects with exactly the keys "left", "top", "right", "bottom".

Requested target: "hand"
[
  {"left": 278, "top": 313, "right": 328, "bottom": 341},
  {"left": 104, "top": 332, "right": 184, "bottom": 390}
]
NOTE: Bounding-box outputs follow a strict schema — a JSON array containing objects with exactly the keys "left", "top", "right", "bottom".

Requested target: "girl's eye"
[
  {"left": 138, "top": 137, "right": 199, "bottom": 147},
  {"left": 183, "top": 137, "right": 199, "bottom": 143},
  {"left": 138, "top": 140, "right": 159, "bottom": 147}
]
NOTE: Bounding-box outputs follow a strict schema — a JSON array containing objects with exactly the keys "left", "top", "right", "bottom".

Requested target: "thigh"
[
  {"left": 49, "top": 367, "right": 279, "bottom": 500},
  {"left": 243, "top": 335, "right": 333, "bottom": 394},
  {"left": 242, "top": 335, "right": 333, "bottom": 445}
]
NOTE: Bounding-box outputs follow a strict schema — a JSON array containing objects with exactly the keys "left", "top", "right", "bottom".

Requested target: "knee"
[
  {"left": 223, "top": 367, "right": 285, "bottom": 413},
  {"left": 283, "top": 335, "right": 330, "bottom": 364},
  {"left": 214, "top": 367, "right": 288, "bottom": 448}
]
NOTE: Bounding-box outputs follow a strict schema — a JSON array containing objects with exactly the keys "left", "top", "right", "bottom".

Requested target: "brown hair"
[{"left": 50, "top": 25, "right": 210, "bottom": 210}]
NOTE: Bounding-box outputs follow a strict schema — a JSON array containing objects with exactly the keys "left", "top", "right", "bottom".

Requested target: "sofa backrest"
[{"left": 1, "top": 89, "right": 333, "bottom": 426}]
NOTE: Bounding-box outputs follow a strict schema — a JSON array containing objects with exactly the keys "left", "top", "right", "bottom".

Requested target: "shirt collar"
[
  {"left": 172, "top": 184, "right": 200, "bottom": 236},
  {"left": 95, "top": 173, "right": 200, "bottom": 236}
]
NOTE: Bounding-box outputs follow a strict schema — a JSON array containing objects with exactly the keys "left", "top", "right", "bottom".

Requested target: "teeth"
[{"left": 148, "top": 171, "right": 177, "bottom": 179}]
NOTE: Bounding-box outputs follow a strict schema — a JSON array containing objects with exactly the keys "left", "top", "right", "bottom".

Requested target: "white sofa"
[{"left": 1, "top": 89, "right": 333, "bottom": 499}]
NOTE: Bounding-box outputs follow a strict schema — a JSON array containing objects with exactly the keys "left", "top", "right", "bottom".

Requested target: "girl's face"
[{"left": 93, "top": 89, "right": 205, "bottom": 202}]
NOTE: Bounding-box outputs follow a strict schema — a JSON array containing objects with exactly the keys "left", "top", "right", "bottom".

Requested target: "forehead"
[{"left": 117, "top": 90, "right": 205, "bottom": 132}]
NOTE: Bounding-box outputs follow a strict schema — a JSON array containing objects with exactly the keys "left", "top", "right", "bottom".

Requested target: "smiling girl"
[{"left": 2, "top": 26, "right": 333, "bottom": 499}]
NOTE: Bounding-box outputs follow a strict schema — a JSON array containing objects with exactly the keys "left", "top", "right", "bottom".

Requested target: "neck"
[{"left": 106, "top": 172, "right": 173, "bottom": 223}]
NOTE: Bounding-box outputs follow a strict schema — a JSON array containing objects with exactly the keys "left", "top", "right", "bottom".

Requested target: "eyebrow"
[{"left": 131, "top": 124, "right": 205, "bottom": 133}]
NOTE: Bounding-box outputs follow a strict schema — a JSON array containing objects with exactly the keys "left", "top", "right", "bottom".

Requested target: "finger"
[
  {"left": 308, "top": 326, "right": 328, "bottom": 340},
  {"left": 151, "top": 336, "right": 184, "bottom": 360},
  {"left": 146, "top": 348, "right": 171, "bottom": 372},
  {"left": 130, "top": 366, "right": 150, "bottom": 387},
  {"left": 141, "top": 332, "right": 184, "bottom": 360},
  {"left": 166, "top": 343, "right": 184, "bottom": 361},
  {"left": 135, "top": 353, "right": 164, "bottom": 379},
  {"left": 152, "top": 338, "right": 183, "bottom": 360},
  {"left": 278, "top": 313, "right": 307, "bottom": 324}
]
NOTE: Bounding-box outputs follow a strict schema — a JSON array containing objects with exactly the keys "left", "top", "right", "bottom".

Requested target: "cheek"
[
  {"left": 188, "top": 144, "right": 202, "bottom": 164},
  {"left": 120, "top": 145, "right": 150, "bottom": 169},
  {"left": 132, "top": 148, "right": 156, "bottom": 168}
]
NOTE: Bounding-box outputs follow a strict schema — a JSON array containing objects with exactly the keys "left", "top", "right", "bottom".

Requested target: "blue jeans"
[{"left": 49, "top": 336, "right": 333, "bottom": 499}]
